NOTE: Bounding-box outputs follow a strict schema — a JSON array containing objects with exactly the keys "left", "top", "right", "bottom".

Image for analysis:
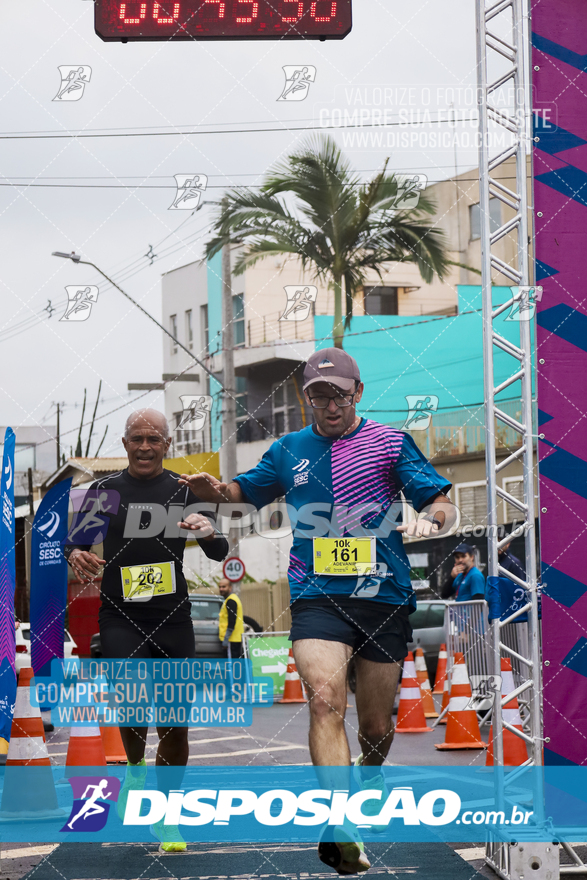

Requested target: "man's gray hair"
[{"left": 124, "top": 409, "right": 170, "bottom": 439}]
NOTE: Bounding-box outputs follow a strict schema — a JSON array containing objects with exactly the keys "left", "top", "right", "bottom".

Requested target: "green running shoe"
[
  {"left": 150, "top": 819, "right": 187, "bottom": 853},
  {"left": 117, "top": 758, "right": 147, "bottom": 822},
  {"left": 318, "top": 824, "right": 371, "bottom": 875},
  {"left": 353, "top": 753, "right": 390, "bottom": 834}
]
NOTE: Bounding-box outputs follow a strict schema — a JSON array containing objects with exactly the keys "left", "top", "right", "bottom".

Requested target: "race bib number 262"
[{"left": 120, "top": 562, "right": 176, "bottom": 602}]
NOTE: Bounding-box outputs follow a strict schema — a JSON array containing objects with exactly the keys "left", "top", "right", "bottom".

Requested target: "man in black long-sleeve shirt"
[{"left": 64, "top": 409, "right": 228, "bottom": 852}]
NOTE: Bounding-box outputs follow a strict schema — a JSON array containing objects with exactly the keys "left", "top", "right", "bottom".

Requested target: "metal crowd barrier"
[{"left": 443, "top": 600, "right": 532, "bottom": 731}]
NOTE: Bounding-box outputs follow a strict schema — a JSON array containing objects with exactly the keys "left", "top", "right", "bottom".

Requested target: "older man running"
[{"left": 65, "top": 408, "right": 228, "bottom": 852}]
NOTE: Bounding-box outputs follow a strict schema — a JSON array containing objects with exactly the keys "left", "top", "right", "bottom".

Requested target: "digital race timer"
[{"left": 95, "top": 0, "right": 352, "bottom": 41}]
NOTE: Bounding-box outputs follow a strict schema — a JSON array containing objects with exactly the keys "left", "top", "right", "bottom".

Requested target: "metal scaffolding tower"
[{"left": 475, "top": 0, "right": 555, "bottom": 875}]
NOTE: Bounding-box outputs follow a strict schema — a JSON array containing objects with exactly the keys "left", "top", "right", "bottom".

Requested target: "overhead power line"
[{"left": 0, "top": 114, "right": 479, "bottom": 140}]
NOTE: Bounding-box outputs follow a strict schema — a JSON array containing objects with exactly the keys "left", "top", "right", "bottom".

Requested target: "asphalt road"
[
  {"left": 41, "top": 693, "right": 489, "bottom": 767},
  {"left": 19, "top": 840, "right": 487, "bottom": 880}
]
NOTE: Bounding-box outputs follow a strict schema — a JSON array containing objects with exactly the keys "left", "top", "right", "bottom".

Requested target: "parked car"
[
  {"left": 407, "top": 600, "right": 446, "bottom": 683},
  {"left": 347, "top": 601, "right": 446, "bottom": 696},
  {"left": 15, "top": 622, "right": 78, "bottom": 673},
  {"left": 89, "top": 595, "right": 262, "bottom": 658}
]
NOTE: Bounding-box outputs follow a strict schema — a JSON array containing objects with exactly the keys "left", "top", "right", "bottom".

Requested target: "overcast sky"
[{"left": 0, "top": 0, "right": 478, "bottom": 459}]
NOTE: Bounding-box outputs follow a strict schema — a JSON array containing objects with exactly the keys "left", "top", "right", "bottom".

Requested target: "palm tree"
[{"left": 206, "top": 136, "right": 451, "bottom": 348}]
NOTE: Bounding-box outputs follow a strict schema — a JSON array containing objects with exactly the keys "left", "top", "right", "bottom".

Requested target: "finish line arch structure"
[{"left": 477, "top": 0, "right": 587, "bottom": 875}]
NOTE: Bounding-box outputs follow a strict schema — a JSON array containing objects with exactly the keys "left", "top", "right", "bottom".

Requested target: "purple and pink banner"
[
  {"left": 0, "top": 427, "right": 16, "bottom": 749},
  {"left": 532, "top": 0, "right": 587, "bottom": 764}
]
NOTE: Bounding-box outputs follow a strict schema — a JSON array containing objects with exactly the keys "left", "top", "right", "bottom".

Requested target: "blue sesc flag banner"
[
  {"left": 30, "top": 479, "right": 72, "bottom": 687},
  {"left": 0, "top": 428, "right": 16, "bottom": 751}
]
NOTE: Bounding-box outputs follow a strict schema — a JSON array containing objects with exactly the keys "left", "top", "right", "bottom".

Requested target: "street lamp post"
[{"left": 51, "top": 251, "right": 225, "bottom": 391}]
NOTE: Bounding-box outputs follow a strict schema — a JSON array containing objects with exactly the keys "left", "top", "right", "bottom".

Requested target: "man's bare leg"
[
  {"left": 294, "top": 639, "right": 371, "bottom": 875},
  {"left": 293, "top": 639, "right": 352, "bottom": 765},
  {"left": 354, "top": 657, "right": 402, "bottom": 766}
]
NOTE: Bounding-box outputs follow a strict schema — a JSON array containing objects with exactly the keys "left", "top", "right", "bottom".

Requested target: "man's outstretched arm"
[{"left": 178, "top": 472, "right": 244, "bottom": 504}]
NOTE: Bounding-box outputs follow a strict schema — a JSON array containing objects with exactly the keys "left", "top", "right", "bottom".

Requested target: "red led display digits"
[
  {"left": 96, "top": 0, "right": 351, "bottom": 40},
  {"left": 281, "top": 0, "right": 303, "bottom": 22},
  {"left": 153, "top": 1, "right": 180, "bottom": 22},
  {"left": 235, "top": 0, "right": 259, "bottom": 23},
  {"left": 310, "top": 0, "right": 335, "bottom": 21},
  {"left": 119, "top": 2, "right": 146, "bottom": 23},
  {"left": 203, "top": 0, "right": 226, "bottom": 20}
]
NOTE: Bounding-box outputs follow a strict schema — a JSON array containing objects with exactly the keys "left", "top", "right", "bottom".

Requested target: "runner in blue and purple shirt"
[{"left": 180, "top": 348, "right": 457, "bottom": 874}]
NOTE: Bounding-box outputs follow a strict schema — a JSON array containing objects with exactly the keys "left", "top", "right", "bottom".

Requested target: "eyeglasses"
[{"left": 308, "top": 392, "right": 356, "bottom": 409}]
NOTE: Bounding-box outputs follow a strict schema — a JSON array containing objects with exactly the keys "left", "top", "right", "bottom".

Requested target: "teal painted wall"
[
  {"left": 314, "top": 285, "right": 534, "bottom": 424},
  {"left": 206, "top": 252, "right": 223, "bottom": 451}
]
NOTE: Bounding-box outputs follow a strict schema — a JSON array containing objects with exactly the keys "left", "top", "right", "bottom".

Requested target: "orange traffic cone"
[
  {"left": 100, "top": 725, "right": 127, "bottom": 763},
  {"left": 486, "top": 658, "right": 528, "bottom": 766},
  {"left": 433, "top": 644, "right": 448, "bottom": 694},
  {"left": 436, "top": 653, "right": 486, "bottom": 750},
  {"left": 0, "top": 667, "right": 64, "bottom": 820},
  {"left": 396, "top": 652, "right": 432, "bottom": 733},
  {"left": 65, "top": 725, "right": 108, "bottom": 767},
  {"left": 438, "top": 675, "right": 450, "bottom": 724},
  {"left": 93, "top": 692, "right": 127, "bottom": 763},
  {"left": 415, "top": 648, "right": 438, "bottom": 718},
  {"left": 279, "top": 649, "right": 307, "bottom": 703}
]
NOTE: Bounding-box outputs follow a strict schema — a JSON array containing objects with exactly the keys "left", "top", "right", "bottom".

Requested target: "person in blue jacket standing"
[{"left": 449, "top": 542, "right": 486, "bottom": 600}]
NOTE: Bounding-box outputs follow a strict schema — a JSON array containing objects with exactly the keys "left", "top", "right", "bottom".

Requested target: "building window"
[
  {"left": 469, "top": 198, "right": 501, "bottom": 241},
  {"left": 174, "top": 411, "right": 201, "bottom": 455},
  {"left": 272, "top": 380, "right": 303, "bottom": 437},
  {"left": 363, "top": 286, "right": 398, "bottom": 316},
  {"left": 170, "top": 314, "right": 178, "bottom": 354},
  {"left": 455, "top": 481, "right": 488, "bottom": 527},
  {"left": 233, "top": 294, "right": 245, "bottom": 347},
  {"left": 503, "top": 476, "right": 524, "bottom": 524},
  {"left": 235, "top": 376, "right": 250, "bottom": 443},
  {"left": 185, "top": 309, "right": 193, "bottom": 350},
  {"left": 1, "top": 444, "right": 36, "bottom": 472},
  {"left": 200, "top": 304, "right": 209, "bottom": 356}
]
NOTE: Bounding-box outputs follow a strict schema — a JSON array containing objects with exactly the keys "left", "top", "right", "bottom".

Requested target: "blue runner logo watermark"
[
  {"left": 402, "top": 395, "right": 439, "bottom": 431},
  {"left": 62, "top": 776, "right": 121, "bottom": 833}
]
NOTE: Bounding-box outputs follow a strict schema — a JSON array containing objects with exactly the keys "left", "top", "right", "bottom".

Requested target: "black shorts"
[
  {"left": 289, "top": 598, "right": 412, "bottom": 663},
  {"left": 99, "top": 613, "right": 196, "bottom": 660}
]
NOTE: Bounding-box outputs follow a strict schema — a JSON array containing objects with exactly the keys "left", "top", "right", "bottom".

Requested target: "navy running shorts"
[
  {"left": 289, "top": 597, "right": 412, "bottom": 663},
  {"left": 99, "top": 612, "right": 196, "bottom": 660}
]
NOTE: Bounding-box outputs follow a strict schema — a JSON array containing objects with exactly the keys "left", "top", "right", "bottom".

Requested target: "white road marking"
[
  {"left": 0, "top": 845, "right": 58, "bottom": 859},
  {"left": 454, "top": 847, "right": 486, "bottom": 861},
  {"left": 143, "top": 744, "right": 308, "bottom": 763}
]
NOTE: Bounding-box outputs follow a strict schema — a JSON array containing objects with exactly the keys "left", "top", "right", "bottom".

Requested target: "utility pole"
[
  {"left": 221, "top": 240, "right": 238, "bottom": 557},
  {"left": 56, "top": 402, "right": 61, "bottom": 469},
  {"left": 27, "top": 467, "right": 34, "bottom": 516}
]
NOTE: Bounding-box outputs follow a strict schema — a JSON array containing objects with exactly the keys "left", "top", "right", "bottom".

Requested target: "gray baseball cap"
[{"left": 303, "top": 348, "right": 361, "bottom": 393}]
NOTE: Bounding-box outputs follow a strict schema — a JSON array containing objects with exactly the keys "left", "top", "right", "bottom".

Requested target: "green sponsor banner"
[{"left": 247, "top": 635, "right": 291, "bottom": 699}]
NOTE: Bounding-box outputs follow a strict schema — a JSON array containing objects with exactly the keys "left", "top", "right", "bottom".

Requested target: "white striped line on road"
[
  {"left": 454, "top": 847, "right": 486, "bottom": 862},
  {"left": 47, "top": 734, "right": 257, "bottom": 757},
  {"left": 143, "top": 744, "right": 308, "bottom": 763},
  {"left": 48, "top": 742, "right": 309, "bottom": 760},
  {"left": 0, "top": 845, "right": 58, "bottom": 859}
]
